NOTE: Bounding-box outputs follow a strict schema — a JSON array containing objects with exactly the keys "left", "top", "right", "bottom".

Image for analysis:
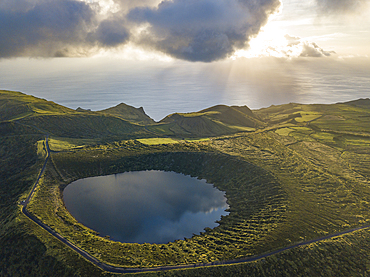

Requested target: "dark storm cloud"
[
  {"left": 315, "top": 0, "right": 370, "bottom": 14},
  {"left": 0, "top": 0, "right": 130, "bottom": 57},
  {"left": 128, "top": 0, "right": 281, "bottom": 61},
  {"left": 0, "top": 0, "right": 281, "bottom": 61},
  {"left": 0, "top": 0, "right": 96, "bottom": 57},
  {"left": 88, "top": 18, "right": 129, "bottom": 47}
]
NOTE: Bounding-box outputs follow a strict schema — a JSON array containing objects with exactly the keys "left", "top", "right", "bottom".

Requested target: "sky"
[{"left": 0, "top": 0, "right": 369, "bottom": 120}]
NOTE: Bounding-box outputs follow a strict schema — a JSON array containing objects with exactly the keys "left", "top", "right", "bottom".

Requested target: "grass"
[
  {"left": 136, "top": 138, "right": 179, "bottom": 145},
  {"left": 275, "top": 128, "right": 293, "bottom": 136},
  {"left": 159, "top": 105, "right": 263, "bottom": 137},
  {"left": 215, "top": 120, "right": 256, "bottom": 132},
  {"left": 48, "top": 137, "right": 100, "bottom": 151},
  {"left": 145, "top": 124, "right": 175, "bottom": 136},
  {"left": 131, "top": 228, "right": 370, "bottom": 277},
  {"left": 186, "top": 138, "right": 211, "bottom": 142},
  {"left": 294, "top": 112, "right": 322, "bottom": 123},
  {"left": 311, "top": 132, "right": 336, "bottom": 144}
]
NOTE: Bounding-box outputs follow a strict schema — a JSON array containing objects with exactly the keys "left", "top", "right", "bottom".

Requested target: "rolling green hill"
[
  {"left": 0, "top": 90, "right": 75, "bottom": 121},
  {"left": 0, "top": 90, "right": 151, "bottom": 140},
  {"left": 1, "top": 90, "right": 370, "bottom": 276},
  {"left": 157, "top": 104, "right": 264, "bottom": 137},
  {"left": 0, "top": 90, "right": 265, "bottom": 139},
  {"left": 342, "top": 98, "right": 370, "bottom": 109},
  {"left": 255, "top": 101, "right": 370, "bottom": 135},
  {"left": 98, "top": 103, "right": 155, "bottom": 125}
]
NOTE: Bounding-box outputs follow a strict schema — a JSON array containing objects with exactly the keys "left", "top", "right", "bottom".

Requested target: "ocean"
[{"left": 1, "top": 57, "right": 369, "bottom": 121}]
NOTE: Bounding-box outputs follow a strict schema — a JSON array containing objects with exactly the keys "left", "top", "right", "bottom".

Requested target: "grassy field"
[
  {"left": 136, "top": 138, "right": 180, "bottom": 145},
  {"left": 1, "top": 91, "right": 370, "bottom": 276}
]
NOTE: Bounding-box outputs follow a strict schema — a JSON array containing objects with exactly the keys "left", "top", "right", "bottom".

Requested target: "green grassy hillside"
[
  {"left": 0, "top": 90, "right": 75, "bottom": 121},
  {"left": 342, "top": 98, "right": 370, "bottom": 109},
  {"left": 0, "top": 90, "right": 152, "bottom": 140},
  {"left": 98, "top": 103, "right": 155, "bottom": 125},
  {"left": 1, "top": 90, "right": 370, "bottom": 276},
  {"left": 0, "top": 91, "right": 266, "bottom": 139},
  {"left": 158, "top": 105, "right": 264, "bottom": 137}
]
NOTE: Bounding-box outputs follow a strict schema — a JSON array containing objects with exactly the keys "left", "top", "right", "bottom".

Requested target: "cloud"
[
  {"left": 0, "top": 0, "right": 97, "bottom": 57},
  {"left": 127, "top": 0, "right": 281, "bottom": 61},
  {"left": 284, "top": 35, "right": 335, "bottom": 58},
  {"left": 235, "top": 33, "right": 335, "bottom": 59},
  {"left": 111, "top": 0, "right": 163, "bottom": 13},
  {"left": 315, "top": 0, "right": 370, "bottom": 14},
  {"left": 0, "top": 0, "right": 281, "bottom": 61},
  {"left": 299, "top": 42, "right": 332, "bottom": 57},
  {"left": 88, "top": 18, "right": 129, "bottom": 47},
  {"left": 0, "top": 0, "right": 131, "bottom": 57}
]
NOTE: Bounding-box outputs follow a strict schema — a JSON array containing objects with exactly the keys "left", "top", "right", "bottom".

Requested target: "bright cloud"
[{"left": 233, "top": 28, "right": 335, "bottom": 59}]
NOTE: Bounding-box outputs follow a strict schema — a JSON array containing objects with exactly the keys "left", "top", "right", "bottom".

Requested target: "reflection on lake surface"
[{"left": 63, "top": 170, "right": 229, "bottom": 244}]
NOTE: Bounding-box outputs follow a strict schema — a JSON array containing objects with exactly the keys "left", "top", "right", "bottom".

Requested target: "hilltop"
[
  {"left": 154, "top": 104, "right": 264, "bottom": 137},
  {"left": 98, "top": 102, "right": 155, "bottom": 125}
]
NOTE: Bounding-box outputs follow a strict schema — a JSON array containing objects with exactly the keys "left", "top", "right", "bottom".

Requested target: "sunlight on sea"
[{"left": 1, "top": 57, "right": 369, "bottom": 121}]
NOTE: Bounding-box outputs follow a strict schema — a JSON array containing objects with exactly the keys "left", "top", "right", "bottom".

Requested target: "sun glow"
[
  {"left": 232, "top": 2, "right": 290, "bottom": 59},
  {"left": 233, "top": 22, "right": 288, "bottom": 59},
  {"left": 233, "top": 21, "right": 334, "bottom": 59}
]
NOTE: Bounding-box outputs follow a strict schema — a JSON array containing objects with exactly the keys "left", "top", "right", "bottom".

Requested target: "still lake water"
[{"left": 63, "top": 170, "right": 229, "bottom": 244}]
